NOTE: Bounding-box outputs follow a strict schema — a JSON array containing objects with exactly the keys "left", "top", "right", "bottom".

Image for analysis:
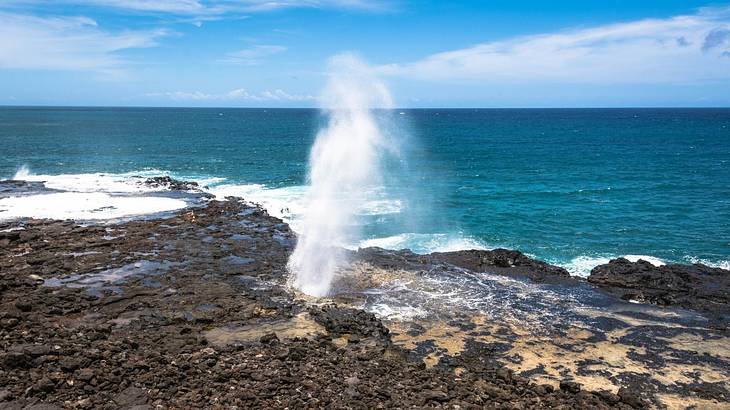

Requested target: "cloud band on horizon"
[{"left": 377, "top": 6, "right": 730, "bottom": 85}]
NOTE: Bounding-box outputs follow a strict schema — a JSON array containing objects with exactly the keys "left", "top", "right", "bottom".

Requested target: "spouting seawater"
[{"left": 288, "top": 53, "right": 396, "bottom": 297}]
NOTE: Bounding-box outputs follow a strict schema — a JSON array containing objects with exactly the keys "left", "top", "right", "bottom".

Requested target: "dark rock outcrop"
[
  {"left": 309, "top": 305, "right": 390, "bottom": 341},
  {"left": 357, "top": 247, "right": 573, "bottom": 284},
  {"left": 426, "top": 248, "right": 572, "bottom": 283},
  {"left": 589, "top": 258, "right": 730, "bottom": 316},
  {"left": 142, "top": 176, "right": 200, "bottom": 191},
  {"left": 0, "top": 180, "right": 55, "bottom": 198}
]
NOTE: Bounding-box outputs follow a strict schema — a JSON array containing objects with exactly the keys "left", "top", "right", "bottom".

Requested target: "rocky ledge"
[
  {"left": 141, "top": 176, "right": 205, "bottom": 192},
  {"left": 1, "top": 186, "right": 728, "bottom": 408},
  {"left": 356, "top": 246, "right": 730, "bottom": 319},
  {"left": 589, "top": 258, "right": 730, "bottom": 318},
  {"left": 0, "top": 199, "right": 656, "bottom": 409},
  {"left": 355, "top": 247, "right": 573, "bottom": 284}
]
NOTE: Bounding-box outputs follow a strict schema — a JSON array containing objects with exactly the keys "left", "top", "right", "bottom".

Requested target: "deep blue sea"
[{"left": 1, "top": 107, "right": 728, "bottom": 275}]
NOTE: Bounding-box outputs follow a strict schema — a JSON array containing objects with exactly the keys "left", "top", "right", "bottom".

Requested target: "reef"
[{"left": 1, "top": 185, "right": 728, "bottom": 409}]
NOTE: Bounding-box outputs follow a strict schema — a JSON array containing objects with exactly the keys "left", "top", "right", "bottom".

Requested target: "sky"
[{"left": 1, "top": 1, "right": 730, "bottom": 107}]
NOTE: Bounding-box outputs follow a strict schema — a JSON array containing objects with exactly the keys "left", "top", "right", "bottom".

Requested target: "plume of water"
[
  {"left": 288, "top": 53, "right": 396, "bottom": 297},
  {"left": 13, "top": 165, "right": 31, "bottom": 180}
]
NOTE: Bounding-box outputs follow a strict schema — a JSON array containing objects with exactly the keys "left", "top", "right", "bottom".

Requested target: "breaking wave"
[
  {"left": 561, "top": 254, "right": 666, "bottom": 277},
  {"left": 3, "top": 167, "right": 727, "bottom": 275}
]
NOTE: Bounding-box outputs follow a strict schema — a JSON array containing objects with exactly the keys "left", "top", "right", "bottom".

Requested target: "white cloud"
[
  {"left": 146, "top": 88, "right": 315, "bottom": 101},
  {"left": 234, "top": 0, "right": 392, "bottom": 13},
  {"left": 3, "top": 0, "right": 394, "bottom": 15},
  {"left": 220, "top": 44, "right": 287, "bottom": 65},
  {"left": 75, "top": 0, "right": 206, "bottom": 14},
  {"left": 379, "top": 7, "right": 730, "bottom": 84},
  {"left": 0, "top": 12, "right": 168, "bottom": 74}
]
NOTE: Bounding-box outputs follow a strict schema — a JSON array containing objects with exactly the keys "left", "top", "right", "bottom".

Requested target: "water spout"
[{"left": 288, "top": 53, "right": 396, "bottom": 297}]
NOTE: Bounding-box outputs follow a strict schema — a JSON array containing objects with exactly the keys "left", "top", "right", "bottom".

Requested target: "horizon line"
[{"left": 2, "top": 104, "right": 730, "bottom": 110}]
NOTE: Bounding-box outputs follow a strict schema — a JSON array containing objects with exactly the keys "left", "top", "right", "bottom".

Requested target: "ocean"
[{"left": 1, "top": 107, "right": 728, "bottom": 275}]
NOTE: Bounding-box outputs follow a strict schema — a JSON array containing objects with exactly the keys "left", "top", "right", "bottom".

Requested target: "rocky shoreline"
[{"left": 1, "top": 188, "right": 729, "bottom": 408}]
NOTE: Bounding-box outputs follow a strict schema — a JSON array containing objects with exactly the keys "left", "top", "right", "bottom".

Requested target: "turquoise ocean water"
[{"left": 1, "top": 107, "right": 728, "bottom": 275}]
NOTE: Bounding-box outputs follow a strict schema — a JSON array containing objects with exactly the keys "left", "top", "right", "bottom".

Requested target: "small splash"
[
  {"left": 13, "top": 164, "right": 31, "bottom": 180},
  {"left": 563, "top": 256, "right": 612, "bottom": 277}
]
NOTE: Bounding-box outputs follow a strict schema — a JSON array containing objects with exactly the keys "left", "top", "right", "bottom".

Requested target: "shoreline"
[
  {"left": 2, "top": 173, "right": 728, "bottom": 278},
  {"left": 1, "top": 189, "right": 728, "bottom": 408}
]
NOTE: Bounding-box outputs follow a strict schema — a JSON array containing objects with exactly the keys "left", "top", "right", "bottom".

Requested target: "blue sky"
[{"left": 1, "top": 1, "right": 730, "bottom": 107}]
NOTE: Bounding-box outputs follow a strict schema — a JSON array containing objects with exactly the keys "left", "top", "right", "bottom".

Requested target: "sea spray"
[
  {"left": 13, "top": 164, "right": 31, "bottom": 180},
  {"left": 287, "top": 53, "right": 397, "bottom": 297}
]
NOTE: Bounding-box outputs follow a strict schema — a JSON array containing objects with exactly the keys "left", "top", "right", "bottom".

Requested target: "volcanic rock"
[{"left": 589, "top": 257, "right": 730, "bottom": 315}]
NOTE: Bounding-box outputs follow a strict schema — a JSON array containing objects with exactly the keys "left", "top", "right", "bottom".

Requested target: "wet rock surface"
[
  {"left": 358, "top": 246, "right": 730, "bottom": 319},
  {"left": 0, "top": 180, "right": 56, "bottom": 199},
  {"left": 589, "top": 258, "right": 730, "bottom": 318},
  {"left": 356, "top": 247, "right": 574, "bottom": 284},
  {"left": 344, "top": 244, "right": 730, "bottom": 408},
  {"left": 141, "top": 176, "right": 203, "bottom": 192},
  {"left": 1, "top": 197, "right": 728, "bottom": 408}
]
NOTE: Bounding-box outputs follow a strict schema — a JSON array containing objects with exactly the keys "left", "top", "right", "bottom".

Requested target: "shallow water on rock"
[
  {"left": 321, "top": 261, "right": 730, "bottom": 408},
  {"left": 332, "top": 262, "right": 706, "bottom": 330},
  {"left": 204, "top": 313, "right": 326, "bottom": 347},
  {"left": 43, "top": 260, "right": 177, "bottom": 290}
]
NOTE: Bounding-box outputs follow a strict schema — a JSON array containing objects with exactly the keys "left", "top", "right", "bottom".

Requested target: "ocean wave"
[
  {"left": 2, "top": 167, "right": 404, "bottom": 225},
  {"left": 0, "top": 192, "right": 187, "bottom": 221},
  {"left": 683, "top": 256, "right": 730, "bottom": 270},
  {"left": 207, "top": 183, "right": 307, "bottom": 224},
  {"left": 560, "top": 256, "right": 612, "bottom": 277},
  {"left": 6, "top": 168, "right": 725, "bottom": 275},
  {"left": 1, "top": 167, "right": 200, "bottom": 221},
  {"left": 561, "top": 254, "right": 665, "bottom": 277},
  {"left": 8, "top": 167, "right": 218, "bottom": 195},
  {"left": 353, "top": 232, "right": 489, "bottom": 254},
  {"left": 20, "top": 172, "right": 162, "bottom": 194}
]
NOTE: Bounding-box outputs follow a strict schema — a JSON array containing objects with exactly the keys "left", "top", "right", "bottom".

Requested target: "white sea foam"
[
  {"left": 3, "top": 165, "right": 403, "bottom": 226},
  {"left": 368, "top": 303, "right": 427, "bottom": 321},
  {"left": 562, "top": 256, "right": 612, "bottom": 277},
  {"left": 1, "top": 168, "right": 199, "bottom": 221},
  {"left": 355, "top": 232, "right": 489, "bottom": 254},
  {"left": 684, "top": 256, "right": 730, "bottom": 270},
  {"left": 362, "top": 267, "right": 590, "bottom": 332},
  {"left": 17, "top": 170, "right": 214, "bottom": 194},
  {"left": 208, "top": 183, "right": 307, "bottom": 225},
  {"left": 0, "top": 192, "right": 187, "bottom": 221},
  {"left": 8, "top": 165, "right": 222, "bottom": 193},
  {"left": 624, "top": 254, "right": 666, "bottom": 266},
  {"left": 563, "top": 254, "right": 666, "bottom": 277}
]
